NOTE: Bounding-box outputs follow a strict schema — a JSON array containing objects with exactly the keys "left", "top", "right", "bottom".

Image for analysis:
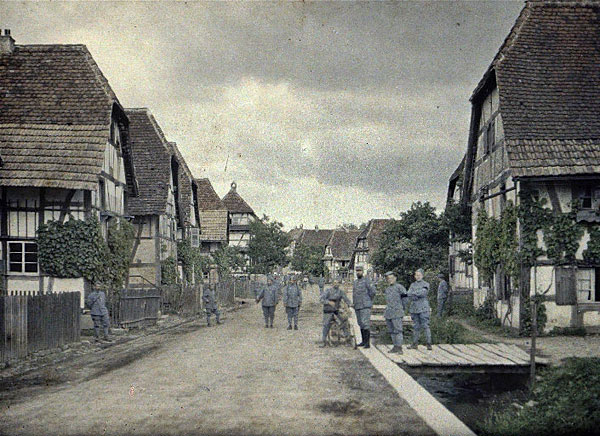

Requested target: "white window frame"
[
  {"left": 8, "top": 241, "right": 39, "bottom": 274},
  {"left": 576, "top": 268, "right": 597, "bottom": 302}
]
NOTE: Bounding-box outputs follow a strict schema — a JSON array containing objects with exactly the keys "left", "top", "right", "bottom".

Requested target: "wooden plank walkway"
[{"left": 377, "top": 342, "right": 548, "bottom": 373}]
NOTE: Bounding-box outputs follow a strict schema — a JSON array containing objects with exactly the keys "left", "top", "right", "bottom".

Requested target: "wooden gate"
[{"left": 118, "top": 289, "right": 161, "bottom": 328}]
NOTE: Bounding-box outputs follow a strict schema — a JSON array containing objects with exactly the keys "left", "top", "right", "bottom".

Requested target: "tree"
[
  {"left": 371, "top": 201, "right": 448, "bottom": 284},
  {"left": 248, "top": 215, "right": 290, "bottom": 274},
  {"left": 291, "top": 243, "right": 325, "bottom": 277},
  {"left": 211, "top": 245, "right": 246, "bottom": 279}
]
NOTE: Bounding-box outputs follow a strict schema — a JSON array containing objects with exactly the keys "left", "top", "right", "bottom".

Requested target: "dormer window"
[{"left": 579, "top": 185, "right": 600, "bottom": 210}]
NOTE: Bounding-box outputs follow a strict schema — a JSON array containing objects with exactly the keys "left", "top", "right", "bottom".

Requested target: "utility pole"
[{"left": 530, "top": 262, "right": 538, "bottom": 391}]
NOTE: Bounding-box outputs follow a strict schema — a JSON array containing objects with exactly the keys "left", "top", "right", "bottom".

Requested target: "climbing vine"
[
  {"left": 177, "top": 240, "right": 212, "bottom": 284},
  {"left": 473, "top": 209, "right": 500, "bottom": 283},
  {"left": 521, "top": 294, "right": 548, "bottom": 336},
  {"left": 498, "top": 202, "right": 519, "bottom": 282},
  {"left": 160, "top": 256, "right": 178, "bottom": 285},
  {"left": 103, "top": 219, "right": 136, "bottom": 291},
  {"left": 583, "top": 226, "right": 600, "bottom": 264}
]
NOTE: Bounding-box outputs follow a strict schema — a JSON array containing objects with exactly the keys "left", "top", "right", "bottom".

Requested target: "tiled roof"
[
  {"left": 196, "top": 178, "right": 227, "bottom": 211},
  {"left": 476, "top": 1, "right": 600, "bottom": 178},
  {"left": 169, "top": 142, "right": 196, "bottom": 226},
  {"left": 287, "top": 228, "right": 305, "bottom": 242},
  {"left": 327, "top": 229, "right": 361, "bottom": 260},
  {"left": 0, "top": 44, "right": 136, "bottom": 192},
  {"left": 298, "top": 229, "right": 334, "bottom": 249},
  {"left": 125, "top": 108, "right": 173, "bottom": 216},
  {"left": 356, "top": 219, "right": 391, "bottom": 253},
  {"left": 222, "top": 183, "right": 255, "bottom": 214}
]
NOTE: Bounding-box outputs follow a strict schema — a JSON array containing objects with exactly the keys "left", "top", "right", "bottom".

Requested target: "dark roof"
[
  {"left": 169, "top": 142, "right": 196, "bottom": 226},
  {"left": 125, "top": 108, "right": 173, "bottom": 216},
  {"left": 356, "top": 219, "right": 391, "bottom": 253},
  {"left": 222, "top": 182, "right": 255, "bottom": 214},
  {"left": 288, "top": 228, "right": 305, "bottom": 242},
  {"left": 0, "top": 44, "right": 136, "bottom": 192},
  {"left": 298, "top": 229, "right": 334, "bottom": 249},
  {"left": 327, "top": 229, "right": 361, "bottom": 260},
  {"left": 474, "top": 1, "right": 600, "bottom": 178},
  {"left": 196, "top": 178, "right": 227, "bottom": 211}
]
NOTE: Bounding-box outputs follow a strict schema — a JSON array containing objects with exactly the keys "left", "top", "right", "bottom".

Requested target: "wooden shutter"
[{"left": 555, "top": 266, "right": 577, "bottom": 306}]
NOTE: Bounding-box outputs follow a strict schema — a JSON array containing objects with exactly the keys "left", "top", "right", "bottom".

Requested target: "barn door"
[{"left": 555, "top": 266, "right": 577, "bottom": 305}]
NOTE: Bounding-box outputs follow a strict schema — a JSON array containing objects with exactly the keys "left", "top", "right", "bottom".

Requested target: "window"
[
  {"left": 190, "top": 228, "right": 200, "bottom": 248},
  {"left": 8, "top": 242, "right": 38, "bottom": 273},
  {"left": 485, "top": 120, "right": 495, "bottom": 153},
  {"left": 576, "top": 269, "right": 597, "bottom": 302},
  {"left": 98, "top": 180, "right": 106, "bottom": 209},
  {"left": 579, "top": 186, "right": 600, "bottom": 210}
]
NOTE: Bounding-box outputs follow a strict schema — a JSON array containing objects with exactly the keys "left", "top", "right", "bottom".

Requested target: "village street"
[{"left": 0, "top": 291, "right": 434, "bottom": 436}]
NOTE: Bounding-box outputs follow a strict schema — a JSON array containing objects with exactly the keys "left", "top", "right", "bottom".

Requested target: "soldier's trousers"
[
  {"left": 206, "top": 307, "right": 220, "bottom": 323},
  {"left": 286, "top": 306, "right": 299, "bottom": 326},
  {"left": 411, "top": 311, "right": 431, "bottom": 344},
  {"left": 437, "top": 296, "right": 448, "bottom": 317},
  {"left": 322, "top": 312, "right": 349, "bottom": 341},
  {"left": 354, "top": 308, "right": 372, "bottom": 330},
  {"left": 385, "top": 318, "right": 404, "bottom": 346},
  {"left": 262, "top": 305, "right": 276, "bottom": 326},
  {"left": 91, "top": 314, "right": 110, "bottom": 338}
]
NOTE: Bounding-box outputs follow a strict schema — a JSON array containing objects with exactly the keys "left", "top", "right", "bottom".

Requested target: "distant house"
[
  {"left": 126, "top": 108, "right": 179, "bottom": 287},
  {"left": 286, "top": 226, "right": 305, "bottom": 259},
  {"left": 323, "top": 229, "right": 361, "bottom": 281},
  {"left": 222, "top": 182, "right": 256, "bottom": 253},
  {"left": 457, "top": 1, "right": 600, "bottom": 332},
  {"left": 0, "top": 31, "right": 138, "bottom": 299},
  {"left": 297, "top": 228, "right": 334, "bottom": 253},
  {"left": 351, "top": 219, "right": 391, "bottom": 278},
  {"left": 195, "top": 178, "right": 228, "bottom": 254}
]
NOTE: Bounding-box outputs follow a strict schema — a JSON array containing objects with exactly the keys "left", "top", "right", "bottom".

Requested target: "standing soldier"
[
  {"left": 437, "top": 273, "right": 449, "bottom": 317},
  {"left": 203, "top": 284, "right": 221, "bottom": 327},
  {"left": 256, "top": 276, "right": 280, "bottom": 328},
  {"left": 353, "top": 265, "right": 376, "bottom": 348},
  {"left": 283, "top": 275, "right": 302, "bottom": 330},
  {"left": 407, "top": 268, "right": 432, "bottom": 350},
  {"left": 86, "top": 286, "right": 111, "bottom": 342},
  {"left": 384, "top": 271, "right": 408, "bottom": 354},
  {"left": 320, "top": 278, "right": 352, "bottom": 347},
  {"left": 318, "top": 275, "right": 326, "bottom": 296}
]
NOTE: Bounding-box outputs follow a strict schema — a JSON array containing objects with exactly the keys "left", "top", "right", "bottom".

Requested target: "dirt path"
[{"left": 0, "top": 301, "right": 434, "bottom": 436}]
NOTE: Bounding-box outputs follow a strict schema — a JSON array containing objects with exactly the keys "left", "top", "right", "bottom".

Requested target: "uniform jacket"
[
  {"left": 256, "top": 284, "right": 280, "bottom": 307},
  {"left": 321, "top": 287, "right": 352, "bottom": 311},
  {"left": 437, "top": 280, "right": 449, "bottom": 299},
  {"left": 384, "top": 283, "right": 408, "bottom": 319},
  {"left": 352, "top": 277, "right": 376, "bottom": 310},
  {"left": 283, "top": 284, "right": 302, "bottom": 308},
  {"left": 87, "top": 291, "right": 109, "bottom": 316},
  {"left": 407, "top": 280, "right": 431, "bottom": 314},
  {"left": 202, "top": 286, "right": 218, "bottom": 310}
]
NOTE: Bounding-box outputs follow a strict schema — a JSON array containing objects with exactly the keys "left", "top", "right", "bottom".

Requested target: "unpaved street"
[{"left": 1, "top": 298, "right": 434, "bottom": 436}]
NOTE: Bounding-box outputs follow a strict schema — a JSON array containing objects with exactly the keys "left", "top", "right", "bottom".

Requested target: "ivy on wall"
[
  {"left": 176, "top": 239, "right": 211, "bottom": 284},
  {"left": 473, "top": 209, "right": 500, "bottom": 283},
  {"left": 583, "top": 227, "right": 600, "bottom": 264}
]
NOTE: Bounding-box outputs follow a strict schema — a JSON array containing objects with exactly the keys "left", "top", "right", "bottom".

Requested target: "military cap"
[
  {"left": 355, "top": 265, "right": 364, "bottom": 271},
  {"left": 384, "top": 271, "right": 397, "bottom": 277},
  {"left": 416, "top": 268, "right": 424, "bottom": 275}
]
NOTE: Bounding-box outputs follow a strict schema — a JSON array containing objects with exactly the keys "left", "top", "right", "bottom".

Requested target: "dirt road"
[{"left": 0, "top": 299, "right": 434, "bottom": 436}]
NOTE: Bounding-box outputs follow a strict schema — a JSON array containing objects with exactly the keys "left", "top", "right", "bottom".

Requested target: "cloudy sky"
[{"left": 2, "top": 1, "right": 524, "bottom": 229}]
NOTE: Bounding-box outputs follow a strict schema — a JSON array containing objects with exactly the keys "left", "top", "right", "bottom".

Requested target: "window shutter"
[
  {"left": 191, "top": 228, "right": 200, "bottom": 248},
  {"left": 555, "top": 266, "right": 577, "bottom": 305}
]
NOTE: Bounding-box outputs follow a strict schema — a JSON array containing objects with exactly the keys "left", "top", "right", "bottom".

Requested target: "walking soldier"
[
  {"left": 353, "top": 265, "right": 376, "bottom": 348},
  {"left": 86, "top": 286, "right": 112, "bottom": 342},
  {"left": 437, "top": 273, "right": 449, "bottom": 317},
  {"left": 384, "top": 271, "right": 408, "bottom": 354},
  {"left": 256, "top": 276, "right": 280, "bottom": 328},
  {"left": 320, "top": 278, "right": 352, "bottom": 347},
  {"left": 283, "top": 275, "right": 302, "bottom": 330},
  {"left": 203, "top": 284, "right": 221, "bottom": 326},
  {"left": 407, "top": 268, "right": 432, "bottom": 350}
]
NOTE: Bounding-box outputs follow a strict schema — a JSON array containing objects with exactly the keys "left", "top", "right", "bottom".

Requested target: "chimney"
[
  {"left": 0, "top": 29, "right": 15, "bottom": 55},
  {"left": 315, "top": 225, "right": 319, "bottom": 231}
]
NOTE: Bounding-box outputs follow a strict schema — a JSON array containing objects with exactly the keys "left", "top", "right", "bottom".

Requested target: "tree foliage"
[
  {"left": 291, "top": 243, "right": 325, "bottom": 277},
  {"left": 248, "top": 215, "right": 289, "bottom": 274},
  {"left": 371, "top": 201, "right": 448, "bottom": 285},
  {"left": 211, "top": 245, "right": 246, "bottom": 278},
  {"left": 443, "top": 200, "right": 472, "bottom": 243}
]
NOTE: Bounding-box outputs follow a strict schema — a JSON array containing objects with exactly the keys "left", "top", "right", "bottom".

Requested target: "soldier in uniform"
[
  {"left": 283, "top": 275, "right": 302, "bottom": 330},
  {"left": 407, "top": 268, "right": 432, "bottom": 350},
  {"left": 202, "top": 284, "right": 221, "bottom": 327},
  {"left": 353, "top": 265, "right": 376, "bottom": 348},
  {"left": 384, "top": 271, "right": 408, "bottom": 354},
  {"left": 86, "top": 286, "right": 111, "bottom": 342},
  {"left": 437, "top": 273, "right": 449, "bottom": 317},
  {"left": 256, "top": 276, "right": 280, "bottom": 328},
  {"left": 318, "top": 275, "right": 326, "bottom": 296},
  {"left": 320, "top": 278, "right": 352, "bottom": 347}
]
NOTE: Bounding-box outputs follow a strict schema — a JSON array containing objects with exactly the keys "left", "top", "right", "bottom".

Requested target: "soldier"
[
  {"left": 202, "top": 284, "right": 221, "bottom": 327},
  {"left": 86, "top": 286, "right": 111, "bottom": 342},
  {"left": 320, "top": 278, "right": 352, "bottom": 347},
  {"left": 256, "top": 276, "right": 280, "bottom": 328},
  {"left": 407, "top": 268, "right": 432, "bottom": 350},
  {"left": 318, "top": 275, "right": 326, "bottom": 296},
  {"left": 353, "top": 265, "right": 376, "bottom": 348},
  {"left": 437, "top": 273, "right": 449, "bottom": 317},
  {"left": 384, "top": 271, "right": 408, "bottom": 354},
  {"left": 283, "top": 275, "right": 302, "bottom": 330}
]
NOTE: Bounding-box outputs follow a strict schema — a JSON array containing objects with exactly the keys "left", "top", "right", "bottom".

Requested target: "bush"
[
  {"left": 548, "top": 326, "right": 586, "bottom": 337},
  {"left": 521, "top": 295, "right": 547, "bottom": 336},
  {"left": 429, "top": 316, "right": 484, "bottom": 344},
  {"left": 475, "top": 297, "right": 497, "bottom": 322},
  {"left": 482, "top": 358, "right": 600, "bottom": 436}
]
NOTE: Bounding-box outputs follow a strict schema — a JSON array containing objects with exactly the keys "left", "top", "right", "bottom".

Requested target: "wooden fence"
[
  {"left": 116, "top": 289, "right": 161, "bottom": 329},
  {"left": 161, "top": 285, "right": 201, "bottom": 317},
  {"left": 0, "top": 292, "right": 81, "bottom": 362}
]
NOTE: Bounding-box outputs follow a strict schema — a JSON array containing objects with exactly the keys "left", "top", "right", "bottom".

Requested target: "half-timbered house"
[
  {"left": 0, "top": 31, "right": 138, "bottom": 299},
  {"left": 323, "top": 228, "right": 361, "bottom": 281},
  {"left": 458, "top": 1, "right": 600, "bottom": 332},
  {"left": 351, "top": 219, "right": 390, "bottom": 278},
  {"left": 222, "top": 182, "right": 256, "bottom": 253},
  {"left": 195, "top": 178, "right": 228, "bottom": 254}
]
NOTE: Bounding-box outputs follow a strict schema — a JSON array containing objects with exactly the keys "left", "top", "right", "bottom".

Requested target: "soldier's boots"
[
  {"left": 363, "top": 330, "right": 370, "bottom": 349},
  {"left": 390, "top": 346, "right": 403, "bottom": 354},
  {"left": 319, "top": 340, "right": 329, "bottom": 348},
  {"left": 294, "top": 325, "right": 298, "bottom": 330},
  {"left": 426, "top": 344, "right": 433, "bottom": 351},
  {"left": 265, "top": 324, "right": 269, "bottom": 328},
  {"left": 408, "top": 343, "right": 419, "bottom": 350},
  {"left": 287, "top": 325, "right": 292, "bottom": 330},
  {"left": 357, "top": 329, "right": 367, "bottom": 347}
]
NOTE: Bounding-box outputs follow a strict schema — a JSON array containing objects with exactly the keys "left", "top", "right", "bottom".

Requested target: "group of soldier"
[{"left": 255, "top": 275, "right": 303, "bottom": 330}]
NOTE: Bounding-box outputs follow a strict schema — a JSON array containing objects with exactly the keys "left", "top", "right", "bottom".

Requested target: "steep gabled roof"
[
  {"left": 0, "top": 44, "right": 137, "bottom": 192},
  {"left": 169, "top": 142, "right": 196, "bottom": 226},
  {"left": 472, "top": 1, "right": 600, "bottom": 178},
  {"left": 125, "top": 108, "right": 173, "bottom": 216},
  {"left": 356, "top": 219, "right": 391, "bottom": 253},
  {"left": 287, "top": 227, "right": 305, "bottom": 242},
  {"left": 222, "top": 182, "right": 255, "bottom": 214},
  {"left": 196, "top": 178, "right": 227, "bottom": 211},
  {"left": 327, "top": 229, "right": 361, "bottom": 260},
  {"left": 299, "top": 229, "right": 334, "bottom": 249}
]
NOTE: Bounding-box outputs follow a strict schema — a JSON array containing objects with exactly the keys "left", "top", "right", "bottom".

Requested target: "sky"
[{"left": 1, "top": 1, "right": 524, "bottom": 229}]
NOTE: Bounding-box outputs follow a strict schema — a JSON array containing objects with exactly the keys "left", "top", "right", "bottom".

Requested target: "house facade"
[
  {"left": 351, "top": 219, "right": 390, "bottom": 278},
  {"left": 323, "top": 229, "right": 361, "bottom": 281},
  {"left": 0, "top": 32, "right": 138, "bottom": 301},
  {"left": 126, "top": 108, "right": 179, "bottom": 288},
  {"left": 458, "top": 1, "right": 600, "bottom": 332},
  {"left": 222, "top": 182, "right": 256, "bottom": 253},
  {"left": 196, "top": 178, "right": 228, "bottom": 254}
]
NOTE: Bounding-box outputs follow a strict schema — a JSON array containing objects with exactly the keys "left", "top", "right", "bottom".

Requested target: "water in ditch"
[{"left": 411, "top": 371, "right": 530, "bottom": 434}]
